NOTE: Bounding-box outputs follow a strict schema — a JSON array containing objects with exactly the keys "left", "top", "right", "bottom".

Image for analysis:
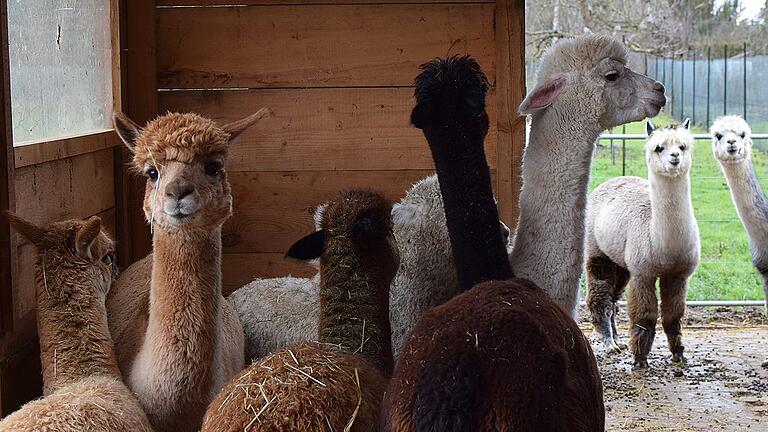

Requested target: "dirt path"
[{"left": 579, "top": 308, "right": 767, "bottom": 431}]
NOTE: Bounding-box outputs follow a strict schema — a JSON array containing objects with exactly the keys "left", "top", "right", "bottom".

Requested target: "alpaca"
[
  {"left": 0, "top": 213, "right": 152, "bottom": 432},
  {"left": 509, "top": 35, "right": 667, "bottom": 319},
  {"left": 202, "top": 188, "right": 399, "bottom": 432},
  {"left": 710, "top": 116, "right": 768, "bottom": 310},
  {"left": 586, "top": 120, "right": 700, "bottom": 367},
  {"left": 383, "top": 54, "right": 605, "bottom": 431},
  {"left": 107, "top": 108, "right": 269, "bottom": 432},
  {"left": 230, "top": 174, "right": 510, "bottom": 361}
]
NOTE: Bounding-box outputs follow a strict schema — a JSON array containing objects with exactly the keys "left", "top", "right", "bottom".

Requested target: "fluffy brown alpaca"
[
  {"left": 107, "top": 108, "right": 269, "bottom": 432},
  {"left": 201, "top": 188, "right": 400, "bottom": 432},
  {"left": 0, "top": 213, "right": 152, "bottom": 432}
]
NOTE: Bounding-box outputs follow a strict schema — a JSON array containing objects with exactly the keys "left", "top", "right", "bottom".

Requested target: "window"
[{"left": 7, "top": 0, "right": 113, "bottom": 146}]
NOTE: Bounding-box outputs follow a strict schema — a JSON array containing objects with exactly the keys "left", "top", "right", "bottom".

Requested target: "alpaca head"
[
  {"left": 4, "top": 212, "right": 116, "bottom": 297},
  {"left": 711, "top": 115, "right": 752, "bottom": 164},
  {"left": 645, "top": 119, "right": 694, "bottom": 178},
  {"left": 410, "top": 55, "right": 489, "bottom": 141},
  {"left": 519, "top": 34, "right": 666, "bottom": 129},
  {"left": 113, "top": 109, "right": 270, "bottom": 231},
  {"left": 287, "top": 189, "right": 404, "bottom": 281}
]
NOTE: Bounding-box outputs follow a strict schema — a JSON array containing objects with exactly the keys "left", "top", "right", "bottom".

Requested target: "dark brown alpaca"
[
  {"left": 382, "top": 56, "right": 604, "bottom": 431},
  {"left": 201, "top": 188, "right": 401, "bottom": 432}
]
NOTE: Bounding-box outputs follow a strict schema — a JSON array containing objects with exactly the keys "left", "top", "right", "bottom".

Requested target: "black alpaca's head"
[{"left": 410, "top": 55, "right": 489, "bottom": 134}]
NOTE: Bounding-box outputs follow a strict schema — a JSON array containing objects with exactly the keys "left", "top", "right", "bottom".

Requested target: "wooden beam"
[
  {"left": 115, "top": 0, "right": 156, "bottom": 267},
  {"left": 494, "top": 0, "right": 525, "bottom": 228},
  {"left": 0, "top": 0, "right": 14, "bottom": 339}
]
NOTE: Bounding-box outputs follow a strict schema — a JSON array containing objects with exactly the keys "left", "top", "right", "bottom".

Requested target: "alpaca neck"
[
  {"left": 720, "top": 159, "right": 768, "bottom": 246},
  {"left": 423, "top": 124, "right": 512, "bottom": 291},
  {"left": 510, "top": 107, "right": 601, "bottom": 297},
  {"left": 648, "top": 172, "right": 697, "bottom": 254},
  {"left": 36, "top": 262, "right": 120, "bottom": 395},
  {"left": 141, "top": 227, "right": 221, "bottom": 392},
  {"left": 318, "top": 243, "right": 395, "bottom": 375}
]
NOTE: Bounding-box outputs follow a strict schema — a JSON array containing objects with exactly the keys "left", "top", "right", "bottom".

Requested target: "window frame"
[{"left": 9, "top": 0, "right": 122, "bottom": 168}]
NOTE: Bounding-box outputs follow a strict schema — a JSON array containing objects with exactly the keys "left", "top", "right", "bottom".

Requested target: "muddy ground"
[{"left": 577, "top": 306, "right": 768, "bottom": 431}]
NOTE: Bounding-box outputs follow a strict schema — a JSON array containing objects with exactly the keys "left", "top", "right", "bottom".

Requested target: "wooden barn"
[{"left": 0, "top": 0, "right": 525, "bottom": 412}]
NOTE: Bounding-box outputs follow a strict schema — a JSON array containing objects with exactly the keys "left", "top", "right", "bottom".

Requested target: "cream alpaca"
[
  {"left": 510, "top": 35, "right": 667, "bottom": 318},
  {"left": 586, "top": 120, "right": 700, "bottom": 367},
  {"left": 0, "top": 213, "right": 152, "bottom": 432},
  {"left": 107, "top": 109, "right": 269, "bottom": 432},
  {"left": 710, "top": 116, "right": 768, "bottom": 310}
]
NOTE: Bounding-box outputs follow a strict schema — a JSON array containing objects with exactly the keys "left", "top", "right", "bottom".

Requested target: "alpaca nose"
[
  {"left": 166, "top": 182, "right": 195, "bottom": 200},
  {"left": 727, "top": 139, "right": 736, "bottom": 145},
  {"left": 653, "top": 81, "right": 664, "bottom": 92}
]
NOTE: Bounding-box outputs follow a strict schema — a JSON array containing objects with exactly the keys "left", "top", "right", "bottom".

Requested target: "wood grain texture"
[
  {"left": 222, "top": 253, "right": 316, "bottom": 295},
  {"left": 0, "top": 0, "right": 14, "bottom": 339},
  {"left": 159, "top": 88, "right": 497, "bottom": 171},
  {"left": 13, "top": 130, "right": 118, "bottom": 168},
  {"left": 494, "top": 0, "right": 525, "bottom": 228},
  {"left": 157, "top": 4, "right": 495, "bottom": 89},
  {"left": 159, "top": 0, "right": 492, "bottom": 5}
]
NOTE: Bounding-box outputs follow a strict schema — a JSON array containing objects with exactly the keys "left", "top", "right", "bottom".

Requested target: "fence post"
[
  {"left": 724, "top": 45, "right": 728, "bottom": 116},
  {"left": 692, "top": 49, "right": 696, "bottom": 126},
  {"left": 743, "top": 42, "right": 747, "bottom": 121},
  {"left": 706, "top": 46, "right": 711, "bottom": 128},
  {"left": 671, "top": 56, "right": 675, "bottom": 117},
  {"left": 681, "top": 51, "right": 686, "bottom": 120}
]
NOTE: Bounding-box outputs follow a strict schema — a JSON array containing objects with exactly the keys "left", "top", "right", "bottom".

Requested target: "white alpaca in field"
[
  {"left": 586, "top": 120, "right": 700, "bottom": 367},
  {"left": 710, "top": 116, "right": 768, "bottom": 308}
]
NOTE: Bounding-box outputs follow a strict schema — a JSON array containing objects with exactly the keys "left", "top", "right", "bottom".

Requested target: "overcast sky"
[{"left": 714, "top": 0, "right": 765, "bottom": 21}]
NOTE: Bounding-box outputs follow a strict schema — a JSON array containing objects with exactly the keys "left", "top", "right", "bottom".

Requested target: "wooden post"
[
  {"left": 0, "top": 0, "right": 14, "bottom": 337},
  {"left": 115, "top": 0, "right": 157, "bottom": 266},
  {"left": 495, "top": 0, "right": 525, "bottom": 228}
]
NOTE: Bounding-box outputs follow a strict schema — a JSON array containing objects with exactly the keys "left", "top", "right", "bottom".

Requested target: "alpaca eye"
[
  {"left": 605, "top": 71, "right": 619, "bottom": 82},
  {"left": 740, "top": 132, "right": 746, "bottom": 139},
  {"left": 205, "top": 162, "right": 222, "bottom": 177},
  {"left": 655, "top": 146, "right": 664, "bottom": 153},
  {"left": 679, "top": 145, "right": 687, "bottom": 151},
  {"left": 145, "top": 167, "right": 159, "bottom": 182},
  {"left": 715, "top": 133, "right": 723, "bottom": 140},
  {"left": 101, "top": 252, "right": 115, "bottom": 266}
]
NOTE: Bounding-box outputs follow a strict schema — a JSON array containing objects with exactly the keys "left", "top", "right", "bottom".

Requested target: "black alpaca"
[{"left": 382, "top": 56, "right": 605, "bottom": 432}]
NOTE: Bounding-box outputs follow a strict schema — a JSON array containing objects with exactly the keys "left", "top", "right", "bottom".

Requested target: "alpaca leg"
[
  {"left": 586, "top": 255, "right": 623, "bottom": 352},
  {"left": 660, "top": 276, "right": 688, "bottom": 364},
  {"left": 627, "top": 276, "right": 658, "bottom": 368},
  {"left": 611, "top": 266, "right": 631, "bottom": 350}
]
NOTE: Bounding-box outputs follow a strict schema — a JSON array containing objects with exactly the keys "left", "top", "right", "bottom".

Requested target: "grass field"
[{"left": 584, "top": 111, "right": 768, "bottom": 301}]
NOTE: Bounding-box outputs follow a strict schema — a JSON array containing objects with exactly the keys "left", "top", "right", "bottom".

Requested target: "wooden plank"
[
  {"left": 159, "top": 88, "right": 497, "bottom": 171},
  {"left": 222, "top": 253, "right": 316, "bottom": 296},
  {"left": 13, "top": 130, "right": 118, "bottom": 168},
  {"left": 0, "top": 0, "right": 14, "bottom": 338},
  {"left": 159, "top": 1, "right": 493, "bottom": 5},
  {"left": 116, "top": 0, "right": 156, "bottom": 267},
  {"left": 494, "top": 0, "right": 525, "bottom": 228},
  {"left": 157, "top": 4, "right": 495, "bottom": 89},
  {"left": 223, "top": 169, "right": 496, "bottom": 254}
]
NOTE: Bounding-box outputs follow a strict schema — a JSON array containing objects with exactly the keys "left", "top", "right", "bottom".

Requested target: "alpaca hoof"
[
  {"left": 606, "top": 341, "right": 623, "bottom": 354},
  {"left": 633, "top": 357, "right": 649, "bottom": 369},
  {"left": 613, "top": 338, "right": 627, "bottom": 350},
  {"left": 671, "top": 353, "right": 687, "bottom": 364}
]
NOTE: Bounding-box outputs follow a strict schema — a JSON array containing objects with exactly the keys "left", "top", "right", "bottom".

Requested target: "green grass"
[{"left": 583, "top": 111, "right": 768, "bottom": 301}]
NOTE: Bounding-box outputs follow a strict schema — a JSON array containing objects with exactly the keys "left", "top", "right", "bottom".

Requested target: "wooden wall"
[{"left": 148, "top": 0, "right": 525, "bottom": 293}]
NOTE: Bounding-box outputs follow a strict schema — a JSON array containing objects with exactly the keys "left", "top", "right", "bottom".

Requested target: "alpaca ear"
[
  {"left": 681, "top": 118, "right": 691, "bottom": 130},
  {"left": 518, "top": 76, "right": 566, "bottom": 115},
  {"left": 646, "top": 120, "right": 656, "bottom": 136},
  {"left": 222, "top": 107, "right": 272, "bottom": 145},
  {"left": 391, "top": 203, "right": 421, "bottom": 225},
  {"left": 312, "top": 203, "right": 328, "bottom": 231},
  {"left": 113, "top": 111, "right": 141, "bottom": 154},
  {"left": 3, "top": 211, "right": 46, "bottom": 246},
  {"left": 74, "top": 217, "right": 102, "bottom": 261},
  {"left": 286, "top": 229, "right": 325, "bottom": 261}
]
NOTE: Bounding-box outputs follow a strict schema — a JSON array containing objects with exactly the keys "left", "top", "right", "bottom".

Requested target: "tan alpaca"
[
  {"left": 0, "top": 213, "right": 152, "bottom": 432},
  {"left": 107, "top": 109, "right": 269, "bottom": 432}
]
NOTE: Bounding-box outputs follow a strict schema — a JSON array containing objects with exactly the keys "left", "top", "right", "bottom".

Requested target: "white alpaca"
[
  {"left": 586, "top": 120, "right": 700, "bottom": 367},
  {"left": 510, "top": 35, "right": 667, "bottom": 318},
  {"left": 710, "top": 116, "right": 768, "bottom": 310},
  {"left": 229, "top": 174, "right": 510, "bottom": 361}
]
